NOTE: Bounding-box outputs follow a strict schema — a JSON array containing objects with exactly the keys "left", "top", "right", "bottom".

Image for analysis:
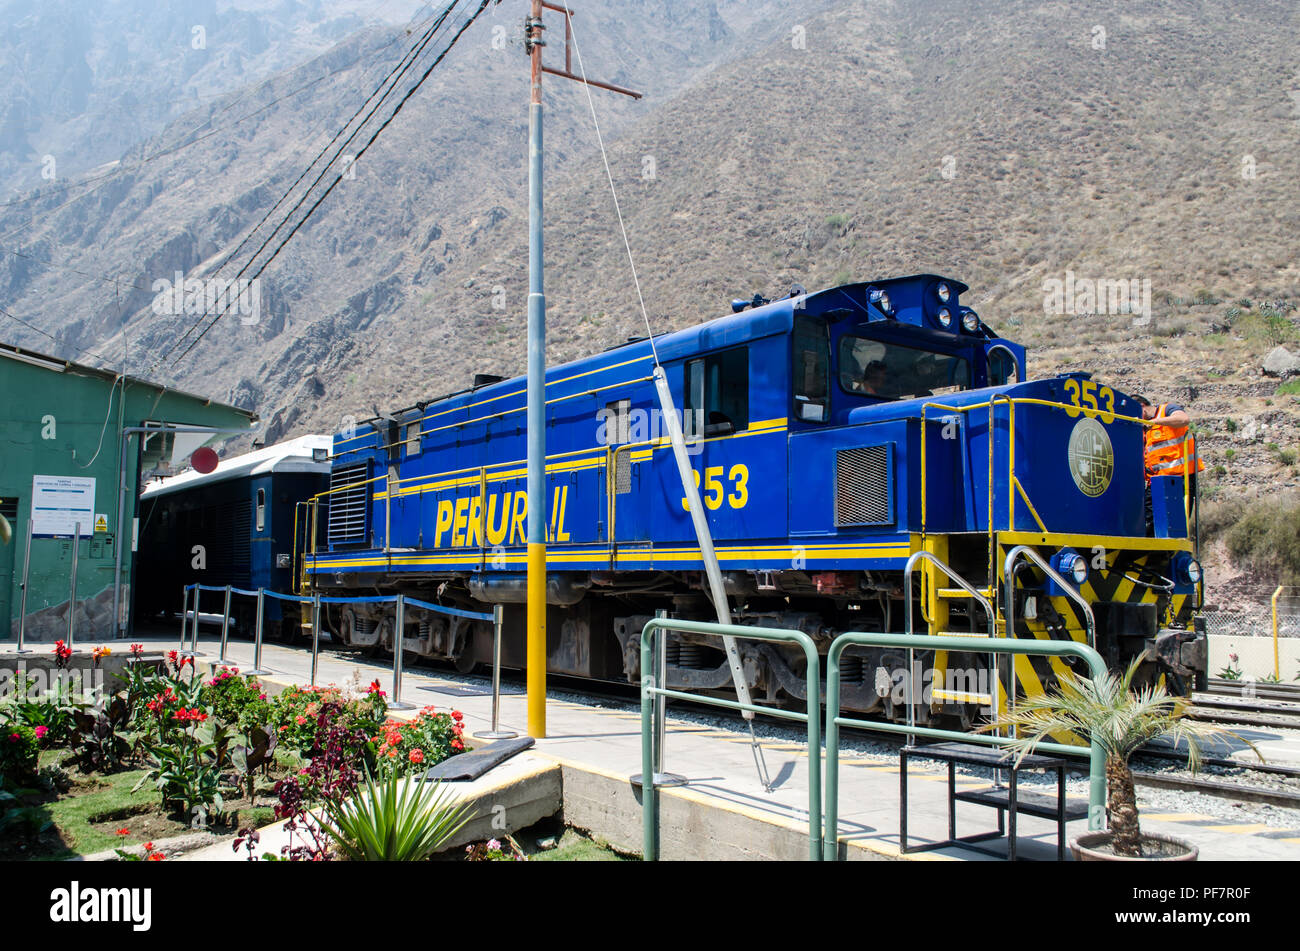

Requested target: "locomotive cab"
[{"left": 786, "top": 275, "right": 1026, "bottom": 430}]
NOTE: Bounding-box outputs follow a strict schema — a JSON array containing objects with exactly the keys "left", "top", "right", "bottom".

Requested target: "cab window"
[
  {"left": 792, "top": 315, "right": 829, "bottom": 422},
  {"left": 839, "top": 336, "right": 970, "bottom": 400},
  {"left": 684, "top": 347, "right": 749, "bottom": 437},
  {"left": 988, "top": 346, "right": 1020, "bottom": 386}
]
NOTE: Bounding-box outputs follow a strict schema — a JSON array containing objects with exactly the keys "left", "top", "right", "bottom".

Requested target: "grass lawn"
[
  {"left": 524, "top": 828, "right": 632, "bottom": 862},
  {"left": 0, "top": 752, "right": 278, "bottom": 861}
]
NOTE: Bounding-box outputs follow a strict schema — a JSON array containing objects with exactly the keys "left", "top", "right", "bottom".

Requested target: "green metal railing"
[
  {"left": 640, "top": 617, "right": 822, "bottom": 861},
  {"left": 822, "top": 632, "right": 1108, "bottom": 861}
]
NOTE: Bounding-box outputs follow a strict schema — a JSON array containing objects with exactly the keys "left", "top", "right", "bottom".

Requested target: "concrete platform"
[{"left": 7, "top": 632, "right": 1300, "bottom": 861}]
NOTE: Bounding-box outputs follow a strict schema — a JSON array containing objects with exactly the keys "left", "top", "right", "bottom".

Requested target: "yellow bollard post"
[
  {"left": 1272, "top": 586, "right": 1283, "bottom": 681},
  {"left": 527, "top": 542, "right": 547, "bottom": 737}
]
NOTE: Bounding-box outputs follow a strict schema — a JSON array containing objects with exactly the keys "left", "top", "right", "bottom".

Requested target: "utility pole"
[{"left": 522, "top": 2, "right": 640, "bottom": 738}]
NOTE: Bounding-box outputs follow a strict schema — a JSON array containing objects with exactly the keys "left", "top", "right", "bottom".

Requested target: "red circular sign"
[{"left": 191, "top": 447, "right": 219, "bottom": 474}]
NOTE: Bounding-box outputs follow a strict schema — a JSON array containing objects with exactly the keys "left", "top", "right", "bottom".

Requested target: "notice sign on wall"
[{"left": 32, "top": 475, "right": 96, "bottom": 537}]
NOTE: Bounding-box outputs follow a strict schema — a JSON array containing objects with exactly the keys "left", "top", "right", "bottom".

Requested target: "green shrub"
[
  {"left": 1223, "top": 417, "right": 1238, "bottom": 433},
  {"left": 1276, "top": 380, "right": 1300, "bottom": 396},
  {"left": 319, "top": 770, "right": 474, "bottom": 862},
  {"left": 200, "top": 667, "right": 273, "bottom": 732},
  {"left": 1223, "top": 497, "right": 1300, "bottom": 584},
  {"left": 825, "top": 213, "right": 849, "bottom": 231},
  {"left": 0, "top": 724, "right": 40, "bottom": 782}
]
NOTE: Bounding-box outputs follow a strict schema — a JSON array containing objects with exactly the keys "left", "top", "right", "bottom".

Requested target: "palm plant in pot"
[{"left": 987, "top": 659, "right": 1260, "bottom": 861}]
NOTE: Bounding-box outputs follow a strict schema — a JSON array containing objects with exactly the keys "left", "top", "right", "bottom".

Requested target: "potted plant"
[{"left": 987, "top": 659, "right": 1259, "bottom": 861}]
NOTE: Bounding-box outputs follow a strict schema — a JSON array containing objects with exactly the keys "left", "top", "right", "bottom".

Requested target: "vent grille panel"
[
  {"left": 836, "top": 445, "right": 892, "bottom": 526},
  {"left": 328, "top": 462, "right": 370, "bottom": 544}
]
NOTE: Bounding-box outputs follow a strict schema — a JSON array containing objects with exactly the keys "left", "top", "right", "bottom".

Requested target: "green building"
[{"left": 0, "top": 342, "right": 257, "bottom": 642}]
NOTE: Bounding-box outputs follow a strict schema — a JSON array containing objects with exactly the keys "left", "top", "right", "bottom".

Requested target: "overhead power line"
[
  {"left": 149, "top": 2, "right": 463, "bottom": 370},
  {"left": 161, "top": 0, "right": 494, "bottom": 373}
]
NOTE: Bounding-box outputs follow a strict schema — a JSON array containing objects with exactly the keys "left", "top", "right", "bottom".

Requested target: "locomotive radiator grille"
[
  {"left": 835, "top": 445, "right": 893, "bottom": 526},
  {"left": 328, "top": 462, "right": 371, "bottom": 544}
]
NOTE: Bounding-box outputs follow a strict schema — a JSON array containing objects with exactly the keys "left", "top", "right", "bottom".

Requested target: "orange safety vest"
[{"left": 1144, "top": 404, "right": 1205, "bottom": 478}]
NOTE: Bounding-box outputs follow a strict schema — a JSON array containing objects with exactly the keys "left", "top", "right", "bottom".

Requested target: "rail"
[
  {"left": 822, "top": 631, "right": 1108, "bottom": 861},
  {"left": 639, "top": 617, "right": 822, "bottom": 861}
]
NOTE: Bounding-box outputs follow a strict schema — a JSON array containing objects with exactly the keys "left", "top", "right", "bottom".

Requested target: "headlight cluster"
[
  {"left": 961, "top": 309, "right": 980, "bottom": 333},
  {"left": 1173, "top": 553, "right": 1202, "bottom": 586},
  {"left": 1051, "top": 549, "right": 1089, "bottom": 587}
]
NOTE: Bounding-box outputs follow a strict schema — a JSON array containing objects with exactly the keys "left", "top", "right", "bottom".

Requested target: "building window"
[{"left": 684, "top": 347, "right": 749, "bottom": 438}]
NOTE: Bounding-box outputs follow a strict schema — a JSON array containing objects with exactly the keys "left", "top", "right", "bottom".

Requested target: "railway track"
[
  {"left": 1203, "top": 678, "right": 1300, "bottom": 703},
  {"left": 1189, "top": 691, "right": 1300, "bottom": 730}
]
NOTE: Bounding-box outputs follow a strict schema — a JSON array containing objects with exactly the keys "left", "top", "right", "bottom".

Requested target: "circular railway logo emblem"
[{"left": 1067, "top": 418, "right": 1113, "bottom": 497}]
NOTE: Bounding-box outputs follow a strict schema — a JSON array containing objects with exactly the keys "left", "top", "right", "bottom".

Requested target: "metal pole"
[
  {"left": 179, "top": 584, "right": 189, "bottom": 649},
  {"left": 310, "top": 594, "right": 321, "bottom": 687},
  {"left": 219, "top": 585, "right": 232, "bottom": 664},
  {"left": 248, "top": 588, "right": 269, "bottom": 676},
  {"left": 66, "top": 522, "right": 80, "bottom": 651},
  {"left": 186, "top": 586, "right": 201, "bottom": 657},
  {"left": 14, "top": 517, "right": 32, "bottom": 653},
  {"left": 632, "top": 609, "right": 686, "bottom": 788},
  {"left": 524, "top": 0, "right": 549, "bottom": 739},
  {"left": 475, "top": 604, "right": 518, "bottom": 739},
  {"left": 1272, "top": 586, "right": 1283, "bottom": 681},
  {"left": 113, "top": 430, "right": 129, "bottom": 638},
  {"left": 389, "top": 594, "right": 413, "bottom": 710}
]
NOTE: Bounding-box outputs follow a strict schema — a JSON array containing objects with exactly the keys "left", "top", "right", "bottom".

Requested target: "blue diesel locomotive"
[{"left": 302, "top": 274, "right": 1206, "bottom": 721}]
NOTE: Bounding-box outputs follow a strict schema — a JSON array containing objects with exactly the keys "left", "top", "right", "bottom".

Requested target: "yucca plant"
[
  {"left": 986, "top": 660, "right": 1260, "bottom": 858},
  {"left": 316, "top": 768, "right": 474, "bottom": 862}
]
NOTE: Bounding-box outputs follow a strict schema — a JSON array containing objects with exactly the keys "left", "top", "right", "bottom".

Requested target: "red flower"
[
  {"left": 451, "top": 738, "right": 464, "bottom": 751},
  {"left": 34, "top": 726, "right": 48, "bottom": 740},
  {"left": 451, "top": 710, "right": 464, "bottom": 722},
  {"left": 116, "top": 828, "right": 130, "bottom": 837},
  {"left": 386, "top": 732, "right": 402, "bottom": 747},
  {"left": 167, "top": 651, "right": 178, "bottom": 665},
  {"left": 147, "top": 852, "right": 165, "bottom": 861},
  {"left": 144, "top": 842, "right": 154, "bottom": 851},
  {"left": 295, "top": 715, "right": 307, "bottom": 726},
  {"left": 130, "top": 643, "right": 143, "bottom": 656},
  {"left": 9, "top": 733, "right": 20, "bottom": 743},
  {"left": 409, "top": 749, "right": 425, "bottom": 764}
]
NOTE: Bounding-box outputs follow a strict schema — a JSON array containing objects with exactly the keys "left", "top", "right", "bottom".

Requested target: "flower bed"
[{"left": 0, "top": 644, "right": 471, "bottom": 861}]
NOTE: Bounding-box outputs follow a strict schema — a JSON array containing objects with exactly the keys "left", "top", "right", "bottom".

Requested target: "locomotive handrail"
[
  {"left": 639, "top": 617, "right": 821, "bottom": 861},
  {"left": 822, "top": 631, "right": 1108, "bottom": 861},
  {"left": 901, "top": 551, "right": 997, "bottom": 738},
  {"left": 1003, "top": 545, "right": 1097, "bottom": 651}
]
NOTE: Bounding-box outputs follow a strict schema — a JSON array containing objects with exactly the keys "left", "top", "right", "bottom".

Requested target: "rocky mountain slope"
[{"left": 0, "top": 0, "right": 427, "bottom": 198}]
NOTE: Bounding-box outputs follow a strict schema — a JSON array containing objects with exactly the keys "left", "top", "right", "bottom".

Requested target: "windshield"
[{"left": 839, "top": 335, "right": 971, "bottom": 400}]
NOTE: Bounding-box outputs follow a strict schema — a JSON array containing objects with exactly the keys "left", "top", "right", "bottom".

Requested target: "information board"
[{"left": 32, "top": 475, "right": 96, "bottom": 537}]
